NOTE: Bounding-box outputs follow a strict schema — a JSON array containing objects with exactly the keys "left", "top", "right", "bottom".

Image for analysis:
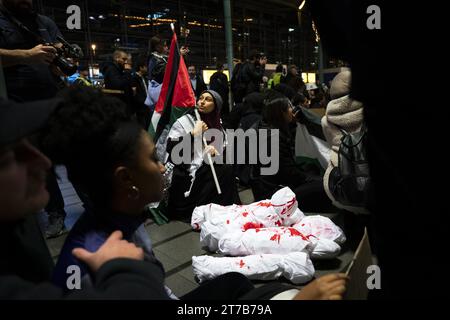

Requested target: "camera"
[
  {"left": 49, "top": 36, "right": 83, "bottom": 76},
  {"left": 52, "top": 51, "right": 77, "bottom": 76}
]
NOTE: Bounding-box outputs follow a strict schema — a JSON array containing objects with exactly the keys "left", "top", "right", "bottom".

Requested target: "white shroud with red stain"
[
  {"left": 194, "top": 187, "right": 305, "bottom": 251},
  {"left": 217, "top": 226, "right": 342, "bottom": 259},
  {"left": 218, "top": 227, "right": 315, "bottom": 256},
  {"left": 309, "top": 238, "right": 341, "bottom": 259},
  {"left": 191, "top": 187, "right": 304, "bottom": 232},
  {"left": 292, "top": 216, "right": 346, "bottom": 244},
  {"left": 190, "top": 188, "right": 346, "bottom": 282},
  {"left": 192, "top": 252, "right": 315, "bottom": 284}
]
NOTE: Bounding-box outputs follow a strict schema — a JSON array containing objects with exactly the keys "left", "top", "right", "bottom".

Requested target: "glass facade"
[{"left": 37, "top": 0, "right": 318, "bottom": 71}]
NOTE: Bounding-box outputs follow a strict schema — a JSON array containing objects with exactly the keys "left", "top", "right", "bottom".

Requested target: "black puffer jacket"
[
  {"left": 100, "top": 62, "right": 133, "bottom": 110},
  {"left": 257, "top": 122, "right": 308, "bottom": 186},
  {"left": 240, "top": 62, "right": 265, "bottom": 95},
  {"left": 251, "top": 121, "right": 321, "bottom": 200},
  {"left": 238, "top": 92, "right": 264, "bottom": 131},
  {"left": 100, "top": 62, "right": 132, "bottom": 92},
  {"left": 147, "top": 53, "right": 167, "bottom": 84}
]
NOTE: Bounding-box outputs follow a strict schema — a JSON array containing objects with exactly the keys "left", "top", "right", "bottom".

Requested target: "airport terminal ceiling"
[{"left": 36, "top": 0, "right": 319, "bottom": 70}]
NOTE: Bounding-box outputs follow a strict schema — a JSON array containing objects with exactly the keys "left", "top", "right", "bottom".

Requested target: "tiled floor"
[{"left": 44, "top": 165, "right": 357, "bottom": 297}]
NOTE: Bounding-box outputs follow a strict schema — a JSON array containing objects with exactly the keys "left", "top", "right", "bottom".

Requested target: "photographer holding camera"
[
  {"left": 0, "top": 0, "right": 78, "bottom": 101},
  {"left": 0, "top": 0, "right": 80, "bottom": 239}
]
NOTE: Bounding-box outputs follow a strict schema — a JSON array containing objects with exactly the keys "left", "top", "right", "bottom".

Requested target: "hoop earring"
[{"left": 128, "top": 186, "right": 140, "bottom": 200}]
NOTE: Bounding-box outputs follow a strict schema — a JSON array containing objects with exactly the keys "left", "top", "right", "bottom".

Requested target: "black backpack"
[
  {"left": 328, "top": 124, "right": 371, "bottom": 209},
  {"left": 230, "top": 62, "right": 248, "bottom": 103}
]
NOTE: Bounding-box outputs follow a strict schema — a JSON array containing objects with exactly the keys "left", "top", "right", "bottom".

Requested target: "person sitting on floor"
[
  {"left": 251, "top": 90, "right": 333, "bottom": 212},
  {"left": 165, "top": 90, "right": 241, "bottom": 220},
  {"left": 321, "top": 70, "right": 369, "bottom": 215},
  {"left": 40, "top": 87, "right": 348, "bottom": 300},
  {"left": 40, "top": 87, "right": 255, "bottom": 299}
]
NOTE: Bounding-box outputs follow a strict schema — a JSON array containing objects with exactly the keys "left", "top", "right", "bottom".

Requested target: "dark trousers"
[
  {"left": 45, "top": 168, "right": 65, "bottom": 216},
  {"left": 168, "top": 164, "right": 241, "bottom": 220},
  {"left": 293, "top": 179, "right": 334, "bottom": 213},
  {"left": 45, "top": 168, "right": 90, "bottom": 217}
]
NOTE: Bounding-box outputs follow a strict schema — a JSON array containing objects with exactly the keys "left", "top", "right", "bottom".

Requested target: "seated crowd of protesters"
[
  {"left": 0, "top": 0, "right": 351, "bottom": 297},
  {"left": 0, "top": 86, "right": 349, "bottom": 300},
  {"left": 3, "top": 0, "right": 438, "bottom": 301}
]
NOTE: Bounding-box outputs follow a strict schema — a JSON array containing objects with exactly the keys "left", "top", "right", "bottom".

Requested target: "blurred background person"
[
  {"left": 188, "top": 64, "right": 207, "bottom": 100},
  {"left": 268, "top": 63, "right": 284, "bottom": 89},
  {"left": 73, "top": 64, "right": 92, "bottom": 87},
  {"left": 100, "top": 50, "right": 133, "bottom": 114},
  {"left": 209, "top": 62, "right": 230, "bottom": 118},
  {"left": 131, "top": 55, "right": 151, "bottom": 129}
]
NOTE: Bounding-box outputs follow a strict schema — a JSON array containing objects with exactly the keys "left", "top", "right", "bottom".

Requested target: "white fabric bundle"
[
  {"left": 293, "top": 215, "right": 346, "bottom": 244},
  {"left": 218, "top": 227, "right": 314, "bottom": 256},
  {"left": 191, "top": 203, "right": 240, "bottom": 231},
  {"left": 196, "top": 187, "right": 305, "bottom": 251},
  {"left": 191, "top": 189, "right": 346, "bottom": 283},
  {"left": 192, "top": 187, "right": 304, "bottom": 231},
  {"left": 309, "top": 238, "right": 341, "bottom": 259},
  {"left": 217, "top": 226, "right": 341, "bottom": 259},
  {"left": 192, "top": 252, "right": 315, "bottom": 284}
]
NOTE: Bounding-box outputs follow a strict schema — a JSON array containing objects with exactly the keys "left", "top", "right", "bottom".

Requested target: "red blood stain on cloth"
[
  {"left": 275, "top": 220, "right": 282, "bottom": 227},
  {"left": 226, "top": 220, "right": 230, "bottom": 224},
  {"left": 243, "top": 222, "right": 264, "bottom": 231},
  {"left": 239, "top": 260, "right": 245, "bottom": 268},
  {"left": 272, "top": 197, "right": 296, "bottom": 208},
  {"left": 270, "top": 234, "right": 281, "bottom": 244},
  {"left": 257, "top": 202, "right": 272, "bottom": 207},
  {"left": 242, "top": 212, "right": 248, "bottom": 217},
  {"left": 288, "top": 228, "right": 309, "bottom": 241}
]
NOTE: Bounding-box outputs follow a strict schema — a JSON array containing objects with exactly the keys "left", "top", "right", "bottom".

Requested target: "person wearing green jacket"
[{"left": 268, "top": 64, "right": 284, "bottom": 89}]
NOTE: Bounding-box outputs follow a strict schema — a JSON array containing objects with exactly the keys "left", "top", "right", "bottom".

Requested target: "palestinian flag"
[
  {"left": 146, "top": 28, "right": 195, "bottom": 225},
  {"left": 148, "top": 31, "right": 196, "bottom": 140},
  {"left": 295, "top": 107, "right": 330, "bottom": 172}
]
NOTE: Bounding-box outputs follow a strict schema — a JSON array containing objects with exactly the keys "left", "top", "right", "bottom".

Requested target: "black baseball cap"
[{"left": 0, "top": 97, "right": 62, "bottom": 147}]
